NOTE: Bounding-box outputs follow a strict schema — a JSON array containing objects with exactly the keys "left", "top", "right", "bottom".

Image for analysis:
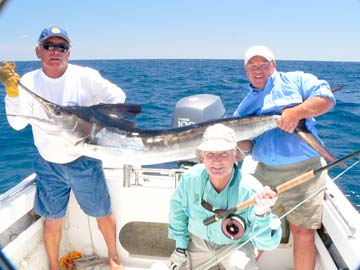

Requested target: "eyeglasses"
[
  {"left": 201, "top": 180, "right": 227, "bottom": 214},
  {"left": 201, "top": 199, "right": 226, "bottom": 214},
  {"left": 42, "top": 42, "right": 70, "bottom": 53},
  {"left": 246, "top": 62, "right": 271, "bottom": 72}
]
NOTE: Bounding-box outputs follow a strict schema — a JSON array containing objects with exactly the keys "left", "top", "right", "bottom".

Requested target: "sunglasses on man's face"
[{"left": 42, "top": 42, "right": 70, "bottom": 53}]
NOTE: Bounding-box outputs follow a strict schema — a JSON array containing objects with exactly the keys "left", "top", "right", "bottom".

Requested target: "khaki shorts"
[
  {"left": 188, "top": 233, "right": 258, "bottom": 270},
  {"left": 254, "top": 157, "right": 327, "bottom": 229}
]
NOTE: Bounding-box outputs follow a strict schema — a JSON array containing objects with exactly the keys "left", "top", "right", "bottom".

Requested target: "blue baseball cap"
[{"left": 38, "top": 26, "right": 70, "bottom": 44}]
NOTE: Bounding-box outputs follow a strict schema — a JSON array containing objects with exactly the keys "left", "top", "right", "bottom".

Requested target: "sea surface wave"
[{"left": 0, "top": 59, "right": 359, "bottom": 211}]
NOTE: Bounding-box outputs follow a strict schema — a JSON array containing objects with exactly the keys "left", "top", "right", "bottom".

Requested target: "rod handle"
[
  {"left": 235, "top": 197, "right": 256, "bottom": 211},
  {"left": 276, "top": 170, "right": 315, "bottom": 193}
]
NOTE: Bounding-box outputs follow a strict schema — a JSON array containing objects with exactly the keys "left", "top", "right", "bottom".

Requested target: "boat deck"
[{"left": 1, "top": 157, "right": 360, "bottom": 269}]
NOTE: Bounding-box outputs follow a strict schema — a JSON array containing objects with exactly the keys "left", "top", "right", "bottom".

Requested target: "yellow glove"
[{"left": 0, "top": 60, "right": 20, "bottom": 97}]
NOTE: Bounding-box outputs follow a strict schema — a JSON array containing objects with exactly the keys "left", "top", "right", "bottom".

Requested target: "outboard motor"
[
  {"left": 172, "top": 94, "right": 226, "bottom": 128},
  {"left": 171, "top": 94, "right": 226, "bottom": 167}
]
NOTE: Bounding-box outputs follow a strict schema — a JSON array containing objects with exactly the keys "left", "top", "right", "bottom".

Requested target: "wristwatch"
[{"left": 176, "top": 247, "right": 187, "bottom": 255}]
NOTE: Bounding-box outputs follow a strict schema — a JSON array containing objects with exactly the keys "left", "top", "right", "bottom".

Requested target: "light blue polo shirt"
[{"left": 233, "top": 71, "right": 336, "bottom": 166}]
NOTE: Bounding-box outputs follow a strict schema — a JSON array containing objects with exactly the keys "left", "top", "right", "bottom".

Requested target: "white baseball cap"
[
  {"left": 197, "top": 124, "right": 237, "bottom": 152},
  {"left": 244, "top": 45, "right": 275, "bottom": 65}
]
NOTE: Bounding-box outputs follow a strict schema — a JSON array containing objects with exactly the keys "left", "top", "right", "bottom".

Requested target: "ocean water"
[{"left": 0, "top": 59, "right": 359, "bottom": 211}]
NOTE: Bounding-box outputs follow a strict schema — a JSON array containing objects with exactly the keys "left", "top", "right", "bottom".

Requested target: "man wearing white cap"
[
  {"left": 167, "top": 124, "right": 281, "bottom": 270},
  {"left": 0, "top": 26, "right": 125, "bottom": 270},
  {"left": 234, "top": 45, "right": 336, "bottom": 270}
]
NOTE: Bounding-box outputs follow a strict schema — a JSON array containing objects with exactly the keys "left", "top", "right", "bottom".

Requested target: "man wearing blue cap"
[{"left": 0, "top": 26, "right": 124, "bottom": 270}]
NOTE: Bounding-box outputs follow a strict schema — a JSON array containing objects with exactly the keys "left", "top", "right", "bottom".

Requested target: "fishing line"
[
  {"left": 204, "top": 151, "right": 360, "bottom": 226},
  {"left": 194, "top": 156, "right": 360, "bottom": 270},
  {"left": 194, "top": 219, "right": 278, "bottom": 270},
  {"left": 279, "top": 158, "right": 360, "bottom": 221},
  {"left": 87, "top": 216, "right": 97, "bottom": 256}
]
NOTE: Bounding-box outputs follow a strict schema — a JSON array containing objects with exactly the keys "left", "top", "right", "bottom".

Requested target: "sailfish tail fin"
[
  {"left": 294, "top": 125, "right": 347, "bottom": 168},
  {"left": 293, "top": 85, "right": 345, "bottom": 168}
]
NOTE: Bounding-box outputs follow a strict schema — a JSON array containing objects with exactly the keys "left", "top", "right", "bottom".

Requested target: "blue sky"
[{"left": 1, "top": 0, "right": 360, "bottom": 62}]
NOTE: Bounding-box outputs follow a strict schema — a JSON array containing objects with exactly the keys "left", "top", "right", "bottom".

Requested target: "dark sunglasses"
[{"left": 42, "top": 42, "right": 70, "bottom": 53}]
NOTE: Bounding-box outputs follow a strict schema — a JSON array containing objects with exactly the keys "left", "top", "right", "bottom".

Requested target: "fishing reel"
[{"left": 221, "top": 214, "right": 246, "bottom": 240}]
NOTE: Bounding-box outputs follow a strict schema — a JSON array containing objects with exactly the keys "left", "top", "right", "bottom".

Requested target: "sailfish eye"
[{"left": 54, "top": 109, "right": 62, "bottom": 116}]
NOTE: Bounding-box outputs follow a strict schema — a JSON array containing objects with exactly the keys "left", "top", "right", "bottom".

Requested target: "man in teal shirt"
[
  {"left": 234, "top": 45, "right": 335, "bottom": 270},
  {"left": 168, "top": 124, "right": 281, "bottom": 270}
]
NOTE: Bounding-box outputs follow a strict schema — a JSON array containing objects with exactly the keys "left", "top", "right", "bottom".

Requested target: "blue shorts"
[{"left": 33, "top": 155, "right": 112, "bottom": 219}]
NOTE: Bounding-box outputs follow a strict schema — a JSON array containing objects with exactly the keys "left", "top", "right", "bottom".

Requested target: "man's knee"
[
  {"left": 290, "top": 224, "right": 314, "bottom": 242},
  {"left": 44, "top": 218, "right": 63, "bottom": 232},
  {"left": 96, "top": 213, "right": 115, "bottom": 229}
]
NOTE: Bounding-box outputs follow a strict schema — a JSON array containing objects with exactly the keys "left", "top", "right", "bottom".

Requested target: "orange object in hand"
[{"left": 0, "top": 60, "right": 20, "bottom": 97}]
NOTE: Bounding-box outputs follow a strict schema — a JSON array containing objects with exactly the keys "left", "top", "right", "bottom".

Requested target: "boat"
[{"left": 1, "top": 94, "right": 359, "bottom": 270}]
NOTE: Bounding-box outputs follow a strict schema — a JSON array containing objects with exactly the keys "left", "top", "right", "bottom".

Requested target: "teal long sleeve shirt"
[{"left": 168, "top": 164, "right": 281, "bottom": 250}]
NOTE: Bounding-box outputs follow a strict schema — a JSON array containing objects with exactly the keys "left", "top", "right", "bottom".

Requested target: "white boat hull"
[{"left": 1, "top": 157, "right": 360, "bottom": 270}]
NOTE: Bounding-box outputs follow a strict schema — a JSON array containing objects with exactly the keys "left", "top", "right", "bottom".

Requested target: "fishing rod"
[
  {"left": 0, "top": 0, "right": 10, "bottom": 14},
  {"left": 203, "top": 150, "right": 360, "bottom": 226},
  {"left": 197, "top": 156, "right": 360, "bottom": 270}
]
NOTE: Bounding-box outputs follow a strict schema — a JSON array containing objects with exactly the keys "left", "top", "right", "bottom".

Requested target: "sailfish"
[{"left": 7, "top": 81, "right": 342, "bottom": 167}]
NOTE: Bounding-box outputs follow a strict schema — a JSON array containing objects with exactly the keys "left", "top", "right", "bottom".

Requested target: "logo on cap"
[{"left": 51, "top": 27, "right": 61, "bottom": 34}]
